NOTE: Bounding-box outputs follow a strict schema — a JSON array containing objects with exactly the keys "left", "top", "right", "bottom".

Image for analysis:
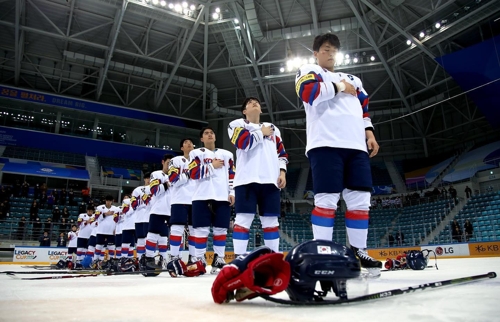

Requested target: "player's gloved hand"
[
  {"left": 184, "top": 260, "right": 206, "bottom": 277},
  {"left": 167, "top": 258, "right": 187, "bottom": 278},
  {"left": 211, "top": 246, "right": 290, "bottom": 304}
]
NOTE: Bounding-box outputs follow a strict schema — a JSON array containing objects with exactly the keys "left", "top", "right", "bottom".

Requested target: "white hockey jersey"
[
  {"left": 115, "top": 206, "right": 124, "bottom": 235},
  {"left": 121, "top": 198, "right": 135, "bottom": 230},
  {"left": 77, "top": 214, "right": 93, "bottom": 239},
  {"left": 89, "top": 216, "right": 98, "bottom": 237},
  {"left": 168, "top": 155, "right": 197, "bottom": 205},
  {"left": 187, "top": 147, "right": 235, "bottom": 201},
  {"left": 68, "top": 231, "right": 78, "bottom": 248},
  {"left": 129, "top": 185, "right": 151, "bottom": 223},
  {"left": 95, "top": 204, "right": 120, "bottom": 235},
  {"left": 149, "top": 170, "right": 171, "bottom": 216},
  {"left": 227, "top": 118, "right": 288, "bottom": 188},
  {"left": 295, "top": 64, "right": 373, "bottom": 155}
]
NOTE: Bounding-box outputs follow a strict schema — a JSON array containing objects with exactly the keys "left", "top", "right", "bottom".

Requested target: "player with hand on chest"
[
  {"left": 228, "top": 97, "right": 288, "bottom": 256},
  {"left": 166, "top": 138, "right": 198, "bottom": 273},
  {"left": 131, "top": 175, "right": 151, "bottom": 261},
  {"left": 143, "top": 154, "right": 173, "bottom": 274},
  {"left": 76, "top": 205, "right": 94, "bottom": 263},
  {"left": 93, "top": 195, "right": 120, "bottom": 268},
  {"left": 188, "top": 127, "right": 235, "bottom": 274},
  {"left": 294, "top": 33, "right": 382, "bottom": 276}
]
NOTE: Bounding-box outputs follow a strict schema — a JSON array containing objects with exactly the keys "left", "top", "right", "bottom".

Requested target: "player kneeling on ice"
[{"left": 211, "top": 240, "right": 363, "bottom": 304}]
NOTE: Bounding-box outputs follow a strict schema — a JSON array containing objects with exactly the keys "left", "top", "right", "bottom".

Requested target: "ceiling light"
[
  {"left": 182, "top": 1, "right": 188, "bottom": 8},
  {"left": 168, "top": 3, "right": 174, "bottom": 8},
  {"left": 215, "top": 7, "right": 220, "bottom": 13},
  {"left": 370, "top": 55, "right": 375, "bottom": 61},
  {"left": 353, "top": 57, "right": 359, "bottom": 63},
  {"left": 280, "top": 67, "right": 285, "bottom": 73},
  {"left": 419, "top": 32, "right": 425, "bottom": 38},
  {"left": 160, "top": 0, "right": 166, "bottom": 6},
  {"left": 212, "top": 12, "right": 219, "bottom": 19},
  {"left": 435, "top": 22, "right": 441, "bottom": 29},
  {"left": 345, "top": 54, "right": 350, "bottom": 59},
  {"left": 174, "top": 3, "right": 182, "bottom": 12},
  {"left": 234, "top": 18, "right": 239, "bottom": 24},
  {"left": 190, "top": 4, "right": 195, "bottom": 10},
  {"left": 309, "top": 57, "right": 315, "bottom": 64},
  {"left": 406, "top": 40, "right": 412, "bottom": 45},
  {"left": 152, "top": 0, "right": 159, "bottom": 5}
]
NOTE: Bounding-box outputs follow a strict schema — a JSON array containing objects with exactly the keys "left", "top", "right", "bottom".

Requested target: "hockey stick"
[
  {"left": 381, "top": 265, "right": 434, "bottom": 272},
  {"left": 7, "top": 273, "right": 99, "bottom": 280},
  {"left": 1, "top": 268, "right": 174, "bottom": 276},
  {"left": 259, "top": 271, "right": 497, "bottom": 306}
]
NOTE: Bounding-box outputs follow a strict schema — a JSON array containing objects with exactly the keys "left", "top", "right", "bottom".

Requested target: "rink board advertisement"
[
  {"left": 368, "top": 247, "right": 421, "bottom": 260},
  {"left": 422, "top": 244, "right": 470, "bottom": 258},
  {"left": 468, "top": 241, "right": 500, "bottom": 257},
  {"left": 13, "top": 246, "right": 70, "bottom": 262}
]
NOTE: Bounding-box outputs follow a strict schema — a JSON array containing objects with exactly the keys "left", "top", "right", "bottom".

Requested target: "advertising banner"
[
  {"left": 468, "top": 241, "right": 500, "bottom": 257},
  {"left": 367, "top": 247, "right": 421, "bottom": 260},
  {"left": 13, "top": 246, "right": 71, "bottom": 262},
  {"left": 422, "top": 243, "right": 470, "bottom": 258}
]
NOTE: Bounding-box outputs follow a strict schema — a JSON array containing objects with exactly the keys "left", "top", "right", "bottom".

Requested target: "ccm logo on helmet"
[{"left": 314, "top": 270, "right": 335, "bottom": 275}]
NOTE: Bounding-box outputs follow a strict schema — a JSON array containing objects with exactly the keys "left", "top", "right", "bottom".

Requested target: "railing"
[
  {"left": 99, "top": 166, "right": 123, "bottom": 187},
  {"left": 0, "top": 219, "right": 78, "bottom": 246}
]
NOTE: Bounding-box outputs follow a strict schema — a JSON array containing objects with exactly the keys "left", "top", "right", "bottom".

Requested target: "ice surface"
[{"left": 0, "top": 257, "right": 499, "bottom": 322}]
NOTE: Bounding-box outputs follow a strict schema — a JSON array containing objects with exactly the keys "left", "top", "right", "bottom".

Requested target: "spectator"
[
  {"left": 451, "top": 219, "right": 460, "bottom": 232},
  {"left": 21, "top": 181, "right": 29, "bottom": 198},
  {"left": 56, "top": 232, "right": 67, "bottom": 247},
  {"left": 452, "top": 226, "right": 462, "bottom": 242},
  {"left": 388, "top": 233, "right": 395, "bottom": 247},
  {"left": 34, "top": 184, "right": 40, "bottom": 200},
  {"left": 396, "top": 231, "right": 405, "bottom": 246},
  {"left": 0, "top": 186, "right": 7, "bottom": 202},
  {"left": 82, "top": 187, "right": 90, "bottom": 203},
  {"left": 47, "top": 192, "right": 54, "bottom": 209},
  {"left": 39, "top": 190, "right": 47, "bottom": 209},
  {"left": 62, "top": 207, "right": 71, "bottom": 220},
  {"left": 33, "top": 217, "right": 43, "bottom": 236},
  {"left": 448, "top": 185, "right": 457, "bottom": 203},
  {"left": 40, "top": 183, "right": 47, "bottom": 199},
  {"left": 60, "top": 218, "right": 70, "bottom": 232},
  {"left": 52, "top": 206, "right": 61, "bottom": 223},
  {"left": 29, "top": 200, "right": 39, "bottom": 221},
  {"left": 53, "top": 189, "right": 59, "bottom": 205},
  {"left": 68, "top": 188, "right": 75, "bottom": 206},
  {"left": 285, "top": 198, "right": 291, "bottom": 212},
  {"left": 255, "top": 232, "right": 262, "bottom": 247},
  {"left": 39, "top": 231, "right": 51, "bottom": 246},
  {"left": 0, "top": 202, "right": 8, "bottom": 220},
  {"left": 464, "top": 219, "right": 473, "bottom": 241},
  {"left": 464, "top": 186, "right": 472, "bottom": 199},
  {"left": 60, "top": 188, "right": 67, "bottom": 205},
  {"left": 78, "top": 201, "right": 87, "bottom": 214},
  {"left": 17, "top": 217, "right": 27, "bottom": 239},
  {"left": 13, "top": 180, "right": 21, "bottom": 197}
]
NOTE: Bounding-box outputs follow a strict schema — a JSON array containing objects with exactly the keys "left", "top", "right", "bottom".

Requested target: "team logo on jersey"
[{"left": 200, "top": 148, "right": 205, "bottom": 152}]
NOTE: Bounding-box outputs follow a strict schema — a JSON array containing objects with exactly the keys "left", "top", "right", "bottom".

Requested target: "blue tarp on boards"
[{"left": 2, "top": 162, "right": 89, "bottom": 180}]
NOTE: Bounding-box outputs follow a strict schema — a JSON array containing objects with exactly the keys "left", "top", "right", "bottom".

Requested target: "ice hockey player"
[{"left": 93, "top": 195, "right": 120, "bottom": 269}]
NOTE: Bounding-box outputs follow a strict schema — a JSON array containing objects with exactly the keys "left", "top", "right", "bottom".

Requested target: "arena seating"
[{"left": 431, "top": 191, "right": 500, "bottom": 244}]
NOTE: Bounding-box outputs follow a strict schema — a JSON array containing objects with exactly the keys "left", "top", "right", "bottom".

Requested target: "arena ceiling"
[{"left": 0, "top": 0, "right": 499, "bottom": 162}]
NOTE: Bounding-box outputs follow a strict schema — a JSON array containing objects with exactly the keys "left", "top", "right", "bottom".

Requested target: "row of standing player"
[
  {"left": 74, "top": 44, "right": 384, "bottom": 276},
  {"left": 71, "top": 120, "right": 285, "bottom": 277}
]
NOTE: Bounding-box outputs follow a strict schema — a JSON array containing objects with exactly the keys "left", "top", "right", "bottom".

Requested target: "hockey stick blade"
[
  {"left": 1, "top": 268, "right": 173, "bottom": 276},
  {"left": 259, "top": 272, "right": 497, "bottom": 306},
  {"left": 7, "top": 273, "right": 99, "bottom": 280}
]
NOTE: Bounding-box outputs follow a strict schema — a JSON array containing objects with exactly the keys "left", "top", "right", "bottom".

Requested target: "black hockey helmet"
[{"left": 285, "top": 240, "right": 361, "bottom": 302}]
